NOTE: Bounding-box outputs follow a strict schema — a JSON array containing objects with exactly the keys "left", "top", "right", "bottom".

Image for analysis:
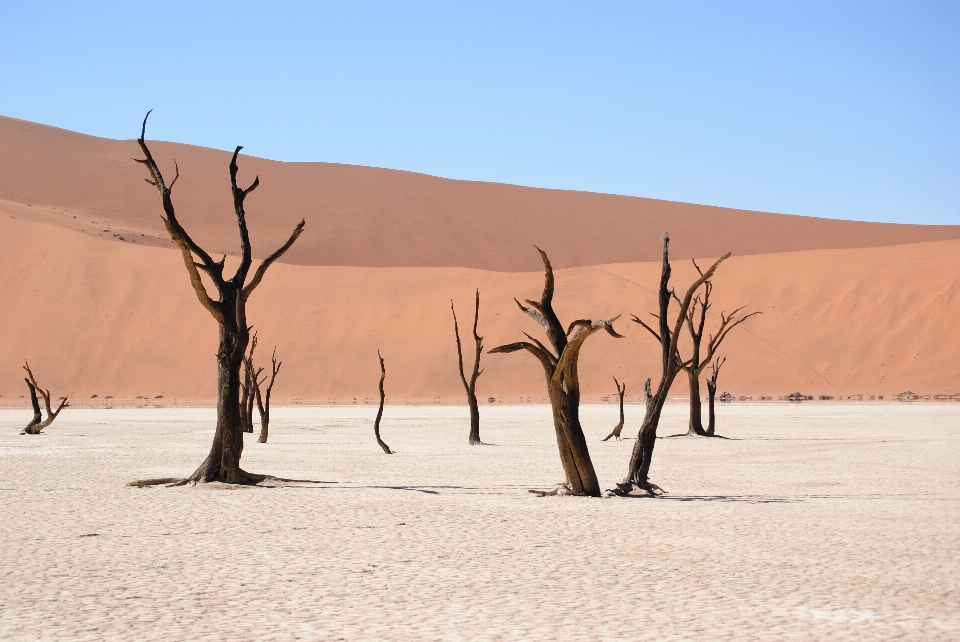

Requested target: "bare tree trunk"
[
  {"left": 621, "top": 235, "right": 730, "bottom": 494},
  {"left": 452, "top": 291, "right": 484, "bottom": 445},
  {"left": 240, "top": 366, "right": 252, "bottom": 434},
  {"left": 602, "top": 377, "right": 626, "bottom": 441},
  {"left": 20, "top": 362, "right": 69, "bottom": 435},
  {"left": 128, "top": 112, "right": 305, "bottom": 486},
  {"left": 705, "top": 356, "right": 725, "bottom": 437},
  {"left": 374, "top": 351, "right": 392, "bottom": 454},
  {"left": 256, "top": 347, "right": 281, "bottom": 444},
  {"left": 490, "top": 248, "right": 623, "bottom": 497},
  {"left": 686, "top": 369, "right": 706, "bottom": 436},
  {"left": 21, "top": 378, "right": 42, "bottom": 434}
]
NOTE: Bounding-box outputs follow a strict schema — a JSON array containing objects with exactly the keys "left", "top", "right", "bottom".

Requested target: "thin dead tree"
[
  {"left": 679, "top": 272, "right": 759, "bottom": 436},
  {"left": 705, "top": 356, "right": 726, "bottom": 436},
  {"left": 602, "top": 377, "right": 627, "bottom": 441},
  {"left": 255, "top": 347, "right": 281, "bottom": 443},
  {"left": 129, "top": 112, "right": 306, "bottom": 486},
  {"left": 374, "top": 351, "right": 392, "bottom": 454},
  {"left": 452, "top": 290, "right": 484, "bottom": 445},
  {"left": 617, "top": 234, "right": 730, "bottom": 495},
  {"left": 20, "top": 361, "right": 68, "bottom": 435},
  {"left": 490, "top": 248, "right": 623, "bottom": 497},
  {"left": 240, "top": 334, "right": 263, "bottom": 434}
]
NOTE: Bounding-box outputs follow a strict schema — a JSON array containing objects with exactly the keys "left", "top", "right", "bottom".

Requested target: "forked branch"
[{"left": 374, "top": 351, "right": 392, "bottom": 454}]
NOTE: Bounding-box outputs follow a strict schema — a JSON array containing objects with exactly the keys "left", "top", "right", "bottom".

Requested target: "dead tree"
[
  {"left": 240, "top": 334, "right": 263, "bottom": 434},
  {"left": 21, "top": 378, "right": 42, "bottom": 434},
  {"left": 602, "top": 377, "right": 627, "bottom": 441},
  {"left": 452, "top": 290, "right": 484, "bottom": 445},
  {"left": 20, "top": 361, "right": 68, "bottom": 435},
  {"left": 618, "top": 235, "right": 729, "bottom": 495},
  {"left": 680, "top": 274, "right": 759, "bottom": 435},
  {"left": 374, "top": 351, "right": 392, "bottom": 454},
  {"left": 490, "top": 248, "right": 623, "bottom": 497},
  {"left": 255, "top": 347, "right": 281, "bottom": 443},
  {"left": 705, "top": 356, "right": 726, "bottom": 436},
  {"left": 643, "top": 377, "right": 652, "bottom": 403},
  {"left": 129, "top": 112, "right": 305, "bottom": 486}
]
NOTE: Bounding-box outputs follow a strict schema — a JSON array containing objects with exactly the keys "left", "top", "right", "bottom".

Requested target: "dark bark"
[
  {"left": 20, "top": 362, "right": 68, "bottom": 435},
  {"left": 602, "top": 377, "right": 626, "bottom": 441},
  {"left": 21, "top": 378, "right": 42, "bottom": 434},
  {"left": 374, "top": 351, "right": 392, "bottom": 454},
  {"left": 452, "top": 290, "right": 484, "bottom": 445},
  {"left": 686, "top": 369, "right": 706, "bottom": 436},
  {"left": 490, "top": 248, "right": 623, "bottom": 497},
  {"left": 705, "top": 356, "right": 725, "bottom": 436},
  {"left": 620, "top": 235, "right": 730, "bottom": 494},
  {"left": 241, "top": 334, "right": 263, "bottom": 434},
  {"left": 256, "top": 347, "right": 281, "bottom": 443},
  {"left": 130, "top": 112, "right": 304, "bottom": 485}
]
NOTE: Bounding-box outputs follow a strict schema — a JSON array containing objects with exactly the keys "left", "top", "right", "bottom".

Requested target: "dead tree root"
[
  {"left": 528, "top": 483, "right": 592, "bottom": 497},
  {"left": 607, "top": 481, "right": 666, "bottom": 497},
  {"left": 128, "top": 471, "right": 336, "bottom": 488}
]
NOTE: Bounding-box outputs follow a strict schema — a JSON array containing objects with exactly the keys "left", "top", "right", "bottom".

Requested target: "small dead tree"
[
  {"left": 129, "top": 112, "right": 305, "bottom": 486},
  {"left": 705, "top": 356, "right": 726, "bottom": 436},
  {"left": 374, "top": 351, "right": 392, "bottom": 454},
  {"left": 240, "top": 334, "right": 263, "bottom": 434},
  {"left": 452, "top": 290, "right": 484, "bottom": 445},
  {"left": 618, "top": 234, "right": 729, "bottom": 495},
  {"left": 602, "top": 377, "right": 627, "bottom": 441},
  {"left": 490, "top": 248, "right": 623, "bottom": 497},
  {"left": 680, "top": 273, "right": 759, "bottom": 436},
  {"left": 20, "top": 361, "right": 68, "bottom": 435},
  {"left": 255, "top": 347, "right": 281, "bottom": 443}
]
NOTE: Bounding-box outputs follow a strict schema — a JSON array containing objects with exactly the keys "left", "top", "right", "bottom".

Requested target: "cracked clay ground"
[{"left": 1, "top": 403, "right": 957, "bottom": 641}]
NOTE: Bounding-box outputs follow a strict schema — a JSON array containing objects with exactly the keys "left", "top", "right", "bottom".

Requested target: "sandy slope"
[
  {"left": 1, "top": 209, "right": 957, "bottom": 402},
  {"left": 4, "top": 115, "right": 960, "bottom": 272},
  {"left": 1, "top": 405, "right": 958, "bottom": 640}
]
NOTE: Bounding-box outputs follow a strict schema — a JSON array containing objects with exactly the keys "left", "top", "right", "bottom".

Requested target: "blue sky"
[{"left": 2, "top": 0, "right": 958, "bottom": 224}]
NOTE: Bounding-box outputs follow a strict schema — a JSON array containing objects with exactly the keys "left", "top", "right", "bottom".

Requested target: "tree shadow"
[{"left": 661, "top": 433, "right": 735, "bottom": 440}]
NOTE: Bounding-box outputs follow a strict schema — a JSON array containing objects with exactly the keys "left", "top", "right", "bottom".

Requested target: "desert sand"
[
  {"left": 1, "top": 404, "right": 958, "bottom": 640},
  {"left": 2, "top": 116, "right": 959, "bottom": 403}
]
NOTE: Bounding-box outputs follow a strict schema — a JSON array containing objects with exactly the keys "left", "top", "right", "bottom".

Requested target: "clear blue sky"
[{"left": 2, "top": 1, "right": 958, "bottom": 224}]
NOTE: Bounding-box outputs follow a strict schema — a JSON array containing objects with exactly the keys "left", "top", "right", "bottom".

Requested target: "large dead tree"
[
  {"left": 679, "top": 273, "right": 759, "bottom": 435},
  {"left": 452, "top": 290, "right": 484, "bottom": 445},
  {"left": 602, "top": 377, "right": 626, "bottom": 441},
  {"left": 705, "top": 356, "right": 726, "bottom": 436},
  {"left": 129, "top": 112, "right": 305, "bottom": 486},
  {"left": 20, "top": 361, "right": 68, "bottom": 435},
  {"left": 490, "top": 248, "right": 623, "bottom": 497},
  {"left": 374, "top": 351, "right": 392, "bottom": 454},
  {"left": 255, "top": 347, "right": 281, "bottom": 443},
  {"left": 618, "top": 235, "right": 729, "bottom": 495}
]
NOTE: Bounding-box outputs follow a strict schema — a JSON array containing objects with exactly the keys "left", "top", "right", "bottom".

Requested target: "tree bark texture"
[
  {"left": 602, "top": 377, "right": 626, "bottom": 441},
  {"left": 452, "top": 290, "right": 484, "bottom": 445},
  {"left": 20, "top": 362, "right": 68, "bottom": 435},
  {"left": 705, "top": 356, "right": 725, "bottom": 436},
  {"left": 490, "top": 248, "right": 623, "bottom": 497},
  {"left": 622, "top": 236, "right": 730, "bottom": 493},
  {"left": 374, "top": 351, "right": 392, "bottom": 454},
  {"left": 256, "top": 347, "right": 281, "bottom": 443},
  {"left": 132, "top": 112, "right": 304, "bottom": 484}
]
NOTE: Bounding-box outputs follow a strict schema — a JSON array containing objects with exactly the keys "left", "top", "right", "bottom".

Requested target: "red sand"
[{"left": 1, "top": 117, "right": 958, "bottom": 403}]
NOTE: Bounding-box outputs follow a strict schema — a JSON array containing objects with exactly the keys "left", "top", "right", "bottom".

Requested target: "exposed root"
[
  {"left": 606, "top": 481, "right": 666, "bottom": 497},
  {"left": 528, "top": 483, "right": 583, "bottom": 497},
  {"left": 128, "top": 471, "right": 336, "bottom": 488}
]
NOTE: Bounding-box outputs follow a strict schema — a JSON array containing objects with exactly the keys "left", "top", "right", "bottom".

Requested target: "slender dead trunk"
[
  {"left": 602, "top": 377, "right": 626, "bottom": 441},
  {"left": 705, "top": 356, "right": 725, "bottom": 436},
  {"left": 621, "top": 235, "right": 730, "bottom": 494},
  {"left": 21, "top": 378, "right": 42, "bottom": 434},
  {"left": 686, "top": 369, "right": 706, "bottom": 435},
  {"left": 256, "top": 347, "right": 281, "bottom": 444},
  {"left": 129, "top": 112, "right": 304, "bottom": 486},
  {"left": 452, "top": 291, "right": 484, "bottom": 445},
  {"left": 374, "top": 351, "right": 392, "bottom": 454},
  {"left": 490, "top": 248, "right": 623, "bottom": 497}
]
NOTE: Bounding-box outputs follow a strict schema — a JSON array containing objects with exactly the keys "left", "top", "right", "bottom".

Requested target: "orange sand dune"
[
  {"left": 2, "top": 209, "right": 957, "bottom": 404},
  {"left": 3, "top": 115, "right": 960, "bottom": 272}
]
